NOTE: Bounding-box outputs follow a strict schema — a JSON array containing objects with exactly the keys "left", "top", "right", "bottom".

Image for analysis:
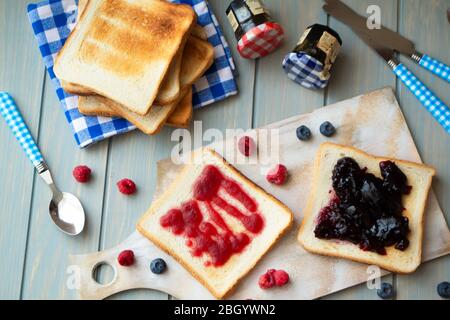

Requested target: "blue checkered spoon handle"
[
  {"left": 389, "top": 63, "right": 450, "bottom": 134},
  {"left": 412, "top": 53, "right": 450, "bottom": 83},
  {"left": 0, "top": 92, "right": 46, "bottom": 171}
]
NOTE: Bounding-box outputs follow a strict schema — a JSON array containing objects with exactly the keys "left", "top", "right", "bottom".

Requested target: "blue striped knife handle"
[
  {"left": 419, "top": 54, "right": 450, "bottom": 83},
  {"left": 0, "top": 92, "right": 44, "bottom": 166},
  {"left": 393, "top": 64, "right": 450, "bottom": 134}
]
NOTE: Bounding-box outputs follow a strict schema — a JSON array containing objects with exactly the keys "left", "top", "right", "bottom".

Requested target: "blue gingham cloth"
[
  {"left": 27, "top": 0, "right": 238, "bottom": 148},
  {"left": 282, "top": 52, "right": 329, "bottom": 90}
]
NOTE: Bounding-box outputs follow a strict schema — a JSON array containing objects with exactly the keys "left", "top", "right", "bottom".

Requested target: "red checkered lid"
[{"left": 237, "top": 22, "right": 284, "bottom": 59}]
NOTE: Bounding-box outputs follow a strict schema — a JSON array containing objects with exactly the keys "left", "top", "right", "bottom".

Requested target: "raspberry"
[
  {"left": 118, "top": 250, "right": 134, "bottom": 266},
  {"left": 273, "top": 270, "right": 289, "bottom": 286},
  {"left": 266, "top": 268, "right": 276, "bottom": 276},
  {"left": 258, "top": 272, "right": 275, "bottom": 289},
  {"left": 238, "top": 136, "right": 256, "bottom": 157},
  {"left": 266, "top": 164, "right": 288, "bottom": 185},
  {"left": 72, "top": 165, "right": 91, "bottom": 183},
  {"left": 259, "top": 269, "right": 289, "bottom": 289},
  {"left": 117, "top": 178, "right": 137, "bottom": 195}
]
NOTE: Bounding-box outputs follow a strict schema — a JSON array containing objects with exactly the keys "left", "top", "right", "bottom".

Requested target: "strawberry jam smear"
[{"left": 159, "top": 165, "right": 264, "bottom": 267}]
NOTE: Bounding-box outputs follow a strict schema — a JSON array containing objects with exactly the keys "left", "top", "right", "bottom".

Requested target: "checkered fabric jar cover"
[
  {"left": 237, "top": 22, "right": 284, "bottom": 59},
  {"left": 282, "top": 52, "right": 329, "bottom": 90}
]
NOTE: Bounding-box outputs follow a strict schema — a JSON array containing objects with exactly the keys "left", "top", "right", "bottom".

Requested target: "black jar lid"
[
  {"left": 306, "top": 24, "right": 343, "bottom": 45},
  {"left": 226, "top": 0, "right": 272, "bottom": 40}
]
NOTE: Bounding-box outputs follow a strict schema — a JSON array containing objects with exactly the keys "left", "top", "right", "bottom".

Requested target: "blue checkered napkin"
[
  {"left": 27, "top": 0, "right": 238, "bottom": 148},
  {"left": 282, "top": 52, "right": 329, "bottom": 90}
]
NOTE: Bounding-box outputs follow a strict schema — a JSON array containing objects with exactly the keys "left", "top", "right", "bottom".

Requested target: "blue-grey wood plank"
[
  {"left": 96, "top": 0, "right": 256, "bottom": 300},
  {"left": 1, "top": 0, "right": 448, "bottom": 300},
  {"left": 395, "top": 0, "right": 450, "bottom": 300},
  {"left": 20, "top": 72, "right": 109, "bottom": 299},
  {"left": 252, "top": 0, "right": 327, "bottom": 126},
  {"left": 321, "top": 0, "right": 399, "bottom": 299},
  {"left": 0, "top": 0, "right": 46, "bottom": 299}
]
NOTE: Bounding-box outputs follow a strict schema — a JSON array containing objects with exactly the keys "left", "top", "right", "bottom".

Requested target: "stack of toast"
[{"left": 54, "top": 0, "right": 215, "bottom": 134}]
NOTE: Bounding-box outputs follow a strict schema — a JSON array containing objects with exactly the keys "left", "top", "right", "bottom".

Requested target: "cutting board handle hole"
[{"left": 92, "top": 262, "right": 116, "bottom": 286}]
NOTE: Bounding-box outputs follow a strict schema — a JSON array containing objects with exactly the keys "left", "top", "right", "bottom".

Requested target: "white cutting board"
[{"left": 70, "top": 87, "right": 450, "bottom": 300}]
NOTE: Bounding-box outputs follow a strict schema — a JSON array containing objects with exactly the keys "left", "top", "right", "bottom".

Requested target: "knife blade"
[{"left": 323, "top": 0, "right": 415, "bottom": 57}]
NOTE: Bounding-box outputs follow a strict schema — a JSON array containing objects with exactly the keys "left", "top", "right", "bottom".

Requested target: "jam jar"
[
  {"left": 282, "top": 24, "right": 342, "bottom": 89},
  {"left": 226, "top": 0, "right": 284, "bottom": 59}
]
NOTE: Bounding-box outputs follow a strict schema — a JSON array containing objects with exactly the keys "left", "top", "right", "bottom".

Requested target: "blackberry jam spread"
[
  {"left": 314, "top": 158, "right": 412, "bottom": 255},
  {"left": 160, "top": 165, "right": 264, "bottom": 267}
]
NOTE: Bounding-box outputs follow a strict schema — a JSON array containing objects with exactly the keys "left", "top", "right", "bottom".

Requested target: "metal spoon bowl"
[
  {"left": 39, "top": 164, "right": 85, "bottom": 236},
  {"left": 50, "top": 192, "right": 85, "bottom": 236}
]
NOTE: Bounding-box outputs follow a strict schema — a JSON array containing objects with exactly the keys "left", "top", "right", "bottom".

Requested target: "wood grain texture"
[
  {"left": 0, "top": 0, "right": 448, "bottom": 300},
  {"left": 324, "top": 0, "right": 398, "bottom": 300},
  {"left": 193, "top": 0, "right": 255, "bottom": 132},
  {"left": 0, "top": 0, "right": 46, "bottom": 299},
  {"left": 252, "top": 0, "right": 326, "bottom": 126},
  {"left": 98, "top": 129, "right": 173, "bottom": 300},
  {"left": 395, "top": 0, "right": 450, "bottom": 300}
]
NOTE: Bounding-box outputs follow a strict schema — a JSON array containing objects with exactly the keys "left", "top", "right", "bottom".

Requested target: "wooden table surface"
[{"left": 0, "top": 0, "right": 449, "bottom": 300}]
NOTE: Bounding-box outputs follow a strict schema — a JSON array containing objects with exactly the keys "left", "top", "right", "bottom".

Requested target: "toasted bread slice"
[
  {"left": 76, "top": 35, "right": 212, "bottom": 129},
  {"left": 154, "top": 48, "right": 183, "bottom": 105},
  {"left": 179, "top": 36, "right": 214, "bottom": 92},
  {"left": 192, "top": 24, "right": 208, "bottom": 40},
  {"left": 61, "top": 0, "right": 184, "bottom": 104},
  {"left": 165, "top": 89, "right": 193, "bottom": 128},
  {"left": 298, "top": 143, "right": 435, "bottom": 274},
  {"left": 61, "top": 48, "right": 185, "bottom": 104},
  {"left": 54, "top": 0, "right": 195, "bottom": 115},
  {"left": 79, "top": 87, "right": 188, "bottom": 135},
  {"left": 137, "top": 148, "right": 293, "bottom": 299},
  {"left": 77, "top": 96, "right": 118, "bottom": 117},
  {"left": 78, "top": 88, "right": 193, "bottom": 129},
  {"left": 67, "top": 35, "right": 214, "bottom": 100}
]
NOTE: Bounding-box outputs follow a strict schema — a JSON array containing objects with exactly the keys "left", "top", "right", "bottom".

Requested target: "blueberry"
[
  {"left": 377, "top": 282, "right": 395, "bottom": 299},
  {"left": 437, "top": 281, "right": 450, "bottom": 299},
  {"left": 296, "top": 125, "right": 312, "bottom": 141},
  {"left": 320, "top": 121, "right": 336, "bottom": 137},
  {"left": 150, "top": 258, "right": 167, "bottom": 274}
]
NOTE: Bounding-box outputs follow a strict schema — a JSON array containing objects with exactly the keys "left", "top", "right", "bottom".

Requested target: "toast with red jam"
[{"left": 137, "top": 148, "right": 293, "bottom": 299}]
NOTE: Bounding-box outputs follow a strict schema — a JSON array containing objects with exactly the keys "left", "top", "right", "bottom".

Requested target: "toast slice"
[
  {"left": 179, "top": 36, "right": 214, "bottom": 92},
  {"left": 154, "top": 48, "right": 183, "bottom": 105},
  {"left": 165, "top": 89, "right": 193, "bottom": 128},
  {"left": 76, "top": 35, "right": 213, "bottom": 130},
  {"left": 61, "top": 48, "right": 184, "bottom": 104},
  {"left": 54, "top": 0, "right": 195, "bottom": 115},
  {"left": 78, "top": 88, "right": 193, "bottom": 129},
  {"left": 298, "top": 143, "right": 435, "bottom": 273},
  {"left": 137, "top": 148, "right": 293, "bottom": 299},
  {"left": 192, "top": 24, "right": 208, "bottom": 41},
  {"left": 60, "top": 0, "right": 184, "bottom": 104},
  {"left": 66, "top": 35, "right": 214, "bottom": 100},
  {"left": 77, "top": 96, "right": 118, "bottom": 117},
  {"left": 88, "top": 87, "right": 188, "bottom": 135}
]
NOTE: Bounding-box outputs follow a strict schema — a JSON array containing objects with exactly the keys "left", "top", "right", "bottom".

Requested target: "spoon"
[{"left": 0, "top": 92, "right": 85, "bottom": 235}]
